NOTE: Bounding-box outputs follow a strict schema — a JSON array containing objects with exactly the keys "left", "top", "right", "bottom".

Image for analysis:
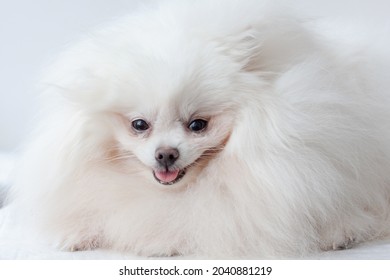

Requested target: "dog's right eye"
[{"left": 131, "top": 119, "right": 150, "bottom": 132}]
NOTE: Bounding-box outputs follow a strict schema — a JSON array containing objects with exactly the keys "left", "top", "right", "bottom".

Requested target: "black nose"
[{"left": 155, "top": 147, "right": 180, "bottom": 167}]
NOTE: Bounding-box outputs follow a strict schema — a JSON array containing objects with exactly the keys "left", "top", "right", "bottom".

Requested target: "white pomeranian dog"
[{"left": 6, "top": 0, "right": 390, "bottom": 258}]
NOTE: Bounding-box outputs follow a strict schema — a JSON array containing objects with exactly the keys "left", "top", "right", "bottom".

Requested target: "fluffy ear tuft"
[{"left": 217, "top": 27, "right": 262, "bottom": 71}]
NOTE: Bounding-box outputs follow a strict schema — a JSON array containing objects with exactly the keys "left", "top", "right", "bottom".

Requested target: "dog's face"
[
  {"left": 111, "top": 49, "right": 240, "bottom": 188},
  {"left": 119, "top": 100, "right": 234, "bottom": 187}
]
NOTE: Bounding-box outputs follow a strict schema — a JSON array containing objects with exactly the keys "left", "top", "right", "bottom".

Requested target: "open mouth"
[{"left": 153, "top": 169, "right": 186, "bottom": 185}]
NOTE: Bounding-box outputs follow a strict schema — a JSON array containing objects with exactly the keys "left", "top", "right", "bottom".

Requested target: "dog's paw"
[
  {"left": 320, "top": 235, "right": 356, "bottom": 251},
  {"left": 61, "top": 235, "right": 102, "bottom": 252},
  {"left": 331, "top": 236, "right": 355, "bottom": 250},
  {"left": 69, "top": 240, "right": 99, "bottom": 252}
]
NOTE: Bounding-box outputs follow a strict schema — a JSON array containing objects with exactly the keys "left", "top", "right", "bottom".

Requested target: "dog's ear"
[
  {"left": 218, "top": 20, "right": 315, "bottom": 74},
  {"left": 217, "top": 27, "right": 262, "bottom": 72}
]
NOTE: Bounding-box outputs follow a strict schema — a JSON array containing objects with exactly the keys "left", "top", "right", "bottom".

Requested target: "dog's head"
[
  {"left": 110, "top": 43, "right": 242, "bottom": 187},
  {"left": 46, "top": 14, "right": 264, "bottom": 188}
]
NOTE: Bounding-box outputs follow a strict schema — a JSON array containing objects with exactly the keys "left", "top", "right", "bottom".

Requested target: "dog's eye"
[
  {"left": 188, "top": 119, "right": 208, "bottom": 132},
  {"left": 132, "top": 119, "right": 150, "bottom": 132}
]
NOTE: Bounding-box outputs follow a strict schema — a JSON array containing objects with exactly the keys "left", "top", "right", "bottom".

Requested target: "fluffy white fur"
[{"left": 7, "top": 0, "right": 390, "bottom": 258}]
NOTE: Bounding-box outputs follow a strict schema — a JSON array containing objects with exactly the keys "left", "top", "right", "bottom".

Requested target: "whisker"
[{"left": 103, "top": 155, "right": 136, "bottom": 163}]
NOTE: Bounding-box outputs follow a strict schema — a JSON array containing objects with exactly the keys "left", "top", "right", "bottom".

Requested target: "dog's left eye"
[
  {"left": 132, "top": 119, "right": 150, "bottom": 132},
  {"left": 188, "top": 119, "right": 208, "bottom": 132}
]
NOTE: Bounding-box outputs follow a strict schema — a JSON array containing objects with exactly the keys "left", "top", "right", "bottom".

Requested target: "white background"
[{"left": 0, "top": 0, "right": 389, "bottom": 152}]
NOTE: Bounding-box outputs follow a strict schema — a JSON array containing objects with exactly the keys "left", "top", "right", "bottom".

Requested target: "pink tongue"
[{"left": 155, "top": 170, "right": 180, "bottom": 183}]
